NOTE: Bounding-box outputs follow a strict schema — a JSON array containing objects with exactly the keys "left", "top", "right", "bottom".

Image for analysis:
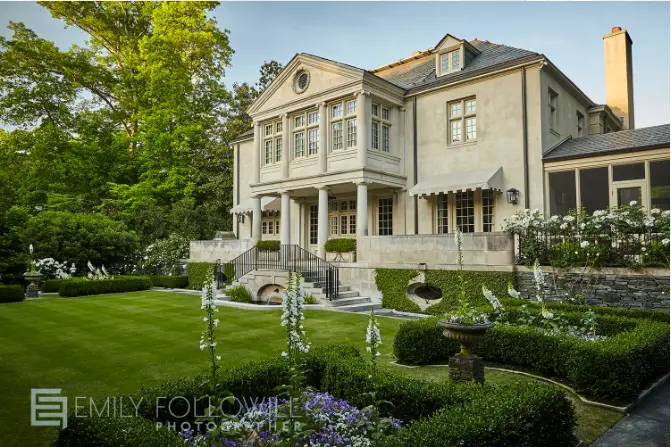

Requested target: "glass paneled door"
[{"left": 611, "top": 180, "right": 647, "bottom": 208}]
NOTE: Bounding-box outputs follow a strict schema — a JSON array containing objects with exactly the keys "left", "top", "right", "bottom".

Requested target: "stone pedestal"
[
  {"left": 23, "top": 273, "right": 43, "bottom": 299},
  {"left": 449, "top": 353, "right": 485, "bottom": 384}
]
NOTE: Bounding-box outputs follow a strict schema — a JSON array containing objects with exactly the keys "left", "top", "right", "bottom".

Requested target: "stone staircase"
[{"left": 222, "top": 269, "right": 379, "bottom": 313}]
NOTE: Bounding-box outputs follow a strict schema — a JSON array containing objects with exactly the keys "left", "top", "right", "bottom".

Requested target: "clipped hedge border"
[
  {"left": 324, "top": 238, "right": 356, "bottom": 253},
  {"left": 58, "top": 277, "right": 152, "bottom": 297},
  {"left": 42, "top": 279, "right": 71, "bottom": 293},
  {"left": 0, "top": 284, "right": 24, "bottom": 303},
  {"left": 149, "top": 276, "right": 189, "bottom": 289},
  {"left": 55, "top": 345, "right": 576, "bottom": 447},
  {"left": 187, "top": 262, "right": 214, "bottom": 290},
  {"left": 394, "top": 311, "right": 670, "bottom": 403},
  {"left": 256, "top": 240, "right": 280, "bottom": 251}
]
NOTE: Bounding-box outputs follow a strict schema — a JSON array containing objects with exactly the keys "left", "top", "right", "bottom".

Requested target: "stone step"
[
  {"left": 334, "top": 302, "right": 381, "bottom": 313},
  {"left": 335, "top": 290, "right": 359, "bottom": 299},
  {"left": 329, "top": 296, "right": 371, "bottom": 307}
]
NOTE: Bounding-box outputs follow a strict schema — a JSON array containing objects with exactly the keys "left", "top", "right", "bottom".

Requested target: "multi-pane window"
[
  {"left": 346, "top": 119, "right": 357, "bottom": 148},
  {"left": 275, "top": 138, "right": 282, "bottom": 163},
  {"left": 549, "top": 89, "right": 558, "bottom": 131},
  {"left": 371, "top": 104, "right": 378, "bottom": 117},
  {"left": 577, "top": 111, "right": 585, "bottom": 137},
  {"left": 308, "top": 128, "right": 319, "bottom": 155},
  {"left": 381, "top": 125, "right": 390, "bottom": 152},
  {"left": 349, "top": 214, "right": 356, "bottom": 234},
  {"left": 440, "top": 50, "right": 460, "bottom": 75},
  {"left": 448, "top": 97, "right": 476, "bottom": 145},
  {"left": 330, "top": 216, "right": 338, "bottom": 235},
  {"left": 371, "top": 122, "right": 379, "bottom": 149},
  {"left": 381, "top": 107, "right": 390, "bottom": 121},
  {"left": 308, "top": 110, "right": 319, "bottom": 125},
  {"left": 332, "top": 122, "right": 343, "bottom": 151},
  {"left": 309, "top": 205, "right": 318, "bottom": 245},
  {"left": 265, "top": 124, "right": 273, "bottom": 136},
  {"left": 262, "top": 211, "right": 280, "bottom": 236},
  {"left": 437, "top": 193, "right": 449, "bottom": 234},
  {"left": 332, "top": 104, "right": 343, "bottom": 118},
  {"left": 340, "top": 216, "right": 348, "bottom": 235},
  {"left": 346, "top": 100, "right": 356, "bottom": 115},
  {"left": 295, "top": 114, "right": 306, "bottom": 128},
  {"left": 455, "top": 191, "right": 475, "bottom": 233},
  {"left": 378, "top": 198, "right": 393, "bottom": 236},
  {"left": 264, "top": 140, "right": 273, "bottom": 165},
  {"left": 276, "top": 122, "right": 283, "bottom": 133},
  {"left": 294, "top": 131, "right": 305, "bottom": 158},
  {"left": 328, "top": 200, "right": 356, "bottom": 237},
  {"left": 482, "top": 189, "right": 494, "bottom": 232}
]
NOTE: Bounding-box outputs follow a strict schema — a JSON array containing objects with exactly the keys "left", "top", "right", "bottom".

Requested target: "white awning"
[
  {"left": 230, "top": 197, "right": 280, "bottom": 215},
  {"left": 409, "top": 167, "right": 504, "bottom": 198}
]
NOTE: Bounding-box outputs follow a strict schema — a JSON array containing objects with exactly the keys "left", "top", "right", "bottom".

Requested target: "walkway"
[{"left": 591, "top": 378, "right": 669, "bottom": 447}]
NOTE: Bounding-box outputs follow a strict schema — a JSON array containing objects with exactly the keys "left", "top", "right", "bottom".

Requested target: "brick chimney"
[{"left": 603, "top": 26, "right": 635, "bottom": 129}]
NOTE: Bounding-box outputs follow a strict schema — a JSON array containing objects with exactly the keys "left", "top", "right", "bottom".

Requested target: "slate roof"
[
  {"left": 543, "top": 124, "right": 670, "bottom": 161},
  {"left": 230, "top": 127, "right": 254, "bottom": 143},
  {"left": 374, "top": 40, "right": 540, "bottom": 92}
]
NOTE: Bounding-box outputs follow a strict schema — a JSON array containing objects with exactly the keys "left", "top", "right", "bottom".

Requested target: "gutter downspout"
[
  {"left": 521, "top": 68, "right": 530, "bottom": 209},
  {"left": 413, "top": 96, "right": 419, "bottom": 234}
]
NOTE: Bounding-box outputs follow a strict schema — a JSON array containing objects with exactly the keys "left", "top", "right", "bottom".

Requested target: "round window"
[{"left": 293, "top": 70, "right": 310, "bottom": 93}]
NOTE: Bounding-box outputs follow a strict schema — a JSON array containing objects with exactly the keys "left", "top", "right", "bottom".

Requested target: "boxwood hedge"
[
  {"left": 149, "top": 275, "right": 189, "bottom": 289},
  {"left": 0, "top": 284, "right": 24, "bottom": 303},
  {"left": 42, "top": 279, "right": 70, "bottom": 293},
  {"left": 54, "top": 345, "right": 576, "bottom": 447},
  {"left": 256, "top": 240, "right": 280, "bottom": 251},
  {"left": 394, "top": 309, "right": 669, "bottom": 403},
  {"left": 324, "top": 238, "right": 356, "bottom": 253},
  {"left": 58, "top": 277, "right": 152, "bottom": 297},
  {"left": 187, "top": 262, "right": 215, "bottom": 289}
]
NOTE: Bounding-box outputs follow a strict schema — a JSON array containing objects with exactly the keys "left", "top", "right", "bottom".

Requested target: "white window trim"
[
  {"left": 447, "top": 97, "right": 476, "bottom": 146},
  {"left": 549, "top": 88, "right": 559, "bottom": 133},
  {"left": 371, "top": 101, "right": 392, "bottom": 153},
  {"left": 437, "top": 46, "right": 463, "bottom": 76},
  {"left": 262, "top": 119, "right": 283, "bottom": 166},
  {"left": 432, "top": 190, "right": 495, "bottom": 233},
  {"left": 329, "top": 98, "right": 357, "bottom": 153},
  {"left": 328, "top": 199, "right": 356, "bottom": 237}
]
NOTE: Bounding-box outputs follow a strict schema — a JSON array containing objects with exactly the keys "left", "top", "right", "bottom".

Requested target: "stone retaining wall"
[
  {"left": 515, "top": 266, "right": 670, "bottom": 311},
  {"left": 189, "top": 239, "right": 253, "bottom": 263}
]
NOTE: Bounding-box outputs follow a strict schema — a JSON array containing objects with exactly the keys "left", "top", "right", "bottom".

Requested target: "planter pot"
[
  {"left": 23, "top": 272, "right": 44, "bottom": 298},
  {"left": 326, "top": 251, "right": 356, "bottom": 262},
  {"left": 438, "top": 320, "right": 494, "bottom": 384}
]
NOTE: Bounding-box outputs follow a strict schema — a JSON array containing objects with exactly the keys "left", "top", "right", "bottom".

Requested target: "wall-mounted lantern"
[{"left": 506, "top": 188, "right": 520, "bottom": 205}]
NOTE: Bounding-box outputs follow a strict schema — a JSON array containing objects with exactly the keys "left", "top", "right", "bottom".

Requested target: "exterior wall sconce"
[{"left": 506, "top": 188, "right": 520, "bottom": 205}]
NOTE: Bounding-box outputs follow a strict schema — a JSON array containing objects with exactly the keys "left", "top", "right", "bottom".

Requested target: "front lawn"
[{"left": 0, "top": 291, "right": 621, "bottom": 446}]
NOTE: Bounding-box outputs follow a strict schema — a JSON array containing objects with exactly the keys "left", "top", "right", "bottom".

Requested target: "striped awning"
[
  {"left": 230, "top": 197, "right": 280, "bottom": 215},
  {"left": 409, "top": 167, "right": 504, "bottom": 198}
]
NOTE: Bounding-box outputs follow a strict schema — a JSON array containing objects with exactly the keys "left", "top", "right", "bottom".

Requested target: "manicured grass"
[{"left": 0, "top": 292, "right": 621, "bottom": 446}]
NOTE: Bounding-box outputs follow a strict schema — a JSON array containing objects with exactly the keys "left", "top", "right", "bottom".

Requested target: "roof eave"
[{"left": 543, "top": 142, "right": 670, "bottom": 162}]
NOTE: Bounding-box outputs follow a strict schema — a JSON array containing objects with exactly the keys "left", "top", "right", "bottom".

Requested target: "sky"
[{"left": 0, "top": 1, "right": 669, "bottom": 128}]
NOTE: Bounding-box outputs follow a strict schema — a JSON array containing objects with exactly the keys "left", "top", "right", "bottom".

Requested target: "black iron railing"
[
  {"left": 515, "top": 228, "right": 668, "bottom": 267},
  {"left": 221, "top": 244, "right": 339, "bottom": 300}
]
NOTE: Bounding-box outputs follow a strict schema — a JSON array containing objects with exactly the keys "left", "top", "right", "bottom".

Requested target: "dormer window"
[{"left": 439, "top": 49, "right": 461, "bottom": 76}]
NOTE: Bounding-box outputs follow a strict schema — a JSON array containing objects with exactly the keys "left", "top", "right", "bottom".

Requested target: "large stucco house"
[{"left": 191, "top": 26, "right": 669, "bottom": 307}]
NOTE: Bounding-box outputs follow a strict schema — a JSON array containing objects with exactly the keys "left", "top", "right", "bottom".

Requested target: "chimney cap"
[{"left": 612, "top": 26, "right": 622, "bottom": 33}]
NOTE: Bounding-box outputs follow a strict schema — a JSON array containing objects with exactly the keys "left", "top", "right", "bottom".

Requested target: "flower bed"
[
  {"left": 54, "top": 346, "right": 577, "bottom": 447},
  {"left": 393, "top": 309, "right": 670, "bottom": 403},
  {"left": 58, "top": 277, "right": 152, "bottom": 297}
]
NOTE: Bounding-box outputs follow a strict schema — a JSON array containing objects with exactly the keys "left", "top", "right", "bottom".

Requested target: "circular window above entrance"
[{"left": 293, "top": 69, "right": 310, "bottom": 94}]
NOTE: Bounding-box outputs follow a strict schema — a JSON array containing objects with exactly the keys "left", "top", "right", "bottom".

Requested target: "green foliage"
[
  {"left": 394, "top": 310, "right": 670, "bottom": 403},
  {"left": 187, "top": 262, "right": 214, "bottom": 289},
  {"left": 304, "top": 294, "right": 316, "bottom": 305},
  {"left": 256, "top": 240, "right": 280, "bottom": 251},
  {"left": 0, "top": 284, "right": 24, "bottom": 303},
  {"left": 0, "top": 206, "right": 30, "bottom": 275},
  {"left": 41, "top": 278, "right": 71, "bottom": 293},
  {"left": 324, "top": 238, "right": 356, "bottom": 253},
  {"left": 425, "top": 269, "right": 515, "bottom": 314},
  {"left": 643, "top": 241, "right": 670, "bottom": 268},
  {"left": 228, "top": 284, "right": 252, "bottom": 303},
  {"left": 374, "top": 269, "right": 421, "bottom": 312},
  {"left": 58, "top": 277, "right": 152, "bottom": 297},
  {"left": 144, "top": 234, "right": 189, "bottom": 276},
  {"left": 24, "top": 211, "right": 140, "bottom": 273},
  {"left": 149, "top": 276, "right": 188, "bottom": 289},
  {"left": 55, "top": 345, "right": 576, "bottom": 447}
]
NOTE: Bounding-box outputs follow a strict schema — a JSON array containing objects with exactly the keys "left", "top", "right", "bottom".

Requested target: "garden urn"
[
  {"left": 438, "top": 320, "right": 494, "bottom": 384},
  {"left": 23, "top": 272, "right": 44, "bottom": 299}
]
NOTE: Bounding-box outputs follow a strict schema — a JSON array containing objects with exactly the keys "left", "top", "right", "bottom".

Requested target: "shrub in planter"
[
  {"left": 186, "top": 262, "right": 214, "bottom": 289},
  {"left": 149, "top": 276, "right": 189, "bottom": 289},
  {"left": 256, "top": 240, "right": 280, "bottom": 251},
  {"left": 0, "top": 285, "right": 24, "bottom": 303},
  {"left": 324, "top": 238, "right": 356, "bottom": 253},
  {"left": 228, "top": 284, "right": 252, "bottom": 303},
  {"left": 58, "top": 277, "right": 152, "bottom": 297}
]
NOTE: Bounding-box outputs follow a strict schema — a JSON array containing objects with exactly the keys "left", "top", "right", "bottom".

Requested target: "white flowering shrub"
[
  {"left": 143, "top": 234, "right": 189, "bottom": 275},
  {"left": 200, "top": 271, "right": 221, "bottom": 381},
  {"left": 503, "top": 203, "right": 670, "bottom": 267},
  {"left": 35, "top": 258, "right": 74, "bottom": 279},
  {"left": 86, "top": 261, "right": 111, "bottom": 280}
]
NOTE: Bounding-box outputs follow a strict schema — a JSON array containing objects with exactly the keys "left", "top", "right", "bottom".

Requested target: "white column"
[
  {"left": 356, "top": 182, "right": 369, "bottom": 237},
  {"left": 281, "top": 114, "right": 290, "bottom": 179},
  {"left": 251, "top": 197, "right": 262, "bottom": 243},
  {"left": 317, "top": 187, "right": 329, "bottom": 259},
  {"left": 280, "top": 192, "right": 291, "bottom": 246},
  {"left": 252, "top": 122, "right": 261, "bottom": 184},
  {"left": 356, "top": 90, "right": 370, "bottom": 168},
  {"left": 318, "top": 102, "right": 327, "bottom": 173}
]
